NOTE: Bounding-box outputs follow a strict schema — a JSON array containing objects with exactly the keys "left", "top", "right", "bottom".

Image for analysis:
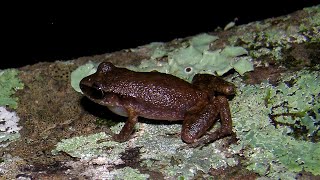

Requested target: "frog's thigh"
[
  {"left": 200, "top": 96, "right": 233, "bottom": 143},
  {"left": 186, "top": 96, "right": 233, "bottom": 146},
  {"left": 181, "top": 103, "right": 218, "bottom": 143},
  {"left": 113, "top": 107, "right": 138, "bottom": 142}
]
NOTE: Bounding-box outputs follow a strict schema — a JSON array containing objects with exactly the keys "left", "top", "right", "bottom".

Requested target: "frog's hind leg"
[
  {"left": 181, "top": 101, "right": 219, "bottom": 144},
  {"left": 186, "top": 96, "right": 233, "bottom": 148},
  {"left": 205, "top": 96, "right": 233, "bottom": 143}
]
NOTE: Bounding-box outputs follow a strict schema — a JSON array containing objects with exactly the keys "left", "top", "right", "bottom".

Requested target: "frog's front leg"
[
  {"left": 182, "top": 96, "right": 233, "bottom": 147},
  {"left": 112, "top": 107, "right": 138, "bottom": 142}
]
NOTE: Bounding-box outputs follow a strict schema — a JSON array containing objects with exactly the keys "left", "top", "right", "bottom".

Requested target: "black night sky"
[{"left": 2, "top": 1, "right": 319, "bottom": 69}]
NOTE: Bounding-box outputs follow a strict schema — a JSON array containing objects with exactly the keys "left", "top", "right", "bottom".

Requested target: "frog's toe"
[
  {"left": 181, "top": 132, "right": 196, "bottom": 144},
  {"left": 112, "top": 134, "right": 129, "bottom": 142},
  {"left": 189, "top": 139, "right": 209, "bottom": 148},
  {"left": 177, "top": 140, "right": 206, "bottom": 150}
]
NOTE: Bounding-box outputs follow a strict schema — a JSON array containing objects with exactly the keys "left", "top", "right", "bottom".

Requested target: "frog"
[{"left": 80, "top": 62, "right": 236, "bottom": 147}]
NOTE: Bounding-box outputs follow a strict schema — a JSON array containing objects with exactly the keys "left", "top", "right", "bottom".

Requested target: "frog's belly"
[
  {"left": 107, "top": 105, "right": 129, "bottom": 117},
  {"left": 106, "top": 105, "right": 184, "bottom": 121}
]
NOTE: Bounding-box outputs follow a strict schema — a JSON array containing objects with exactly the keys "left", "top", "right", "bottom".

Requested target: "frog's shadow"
[{"left": 80, "top": 97, "right": 182, "bottom": 126}]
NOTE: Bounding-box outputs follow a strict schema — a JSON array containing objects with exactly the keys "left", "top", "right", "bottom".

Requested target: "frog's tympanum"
[{"left": 80, "top": 62, "right": 236, "bottom": 146}]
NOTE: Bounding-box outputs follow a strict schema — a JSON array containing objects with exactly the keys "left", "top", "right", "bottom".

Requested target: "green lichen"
[
  {"left": 0, "top": 107, "right": 21, "bottom": 147},
  {"left": 52, "top": 132, "right": 127, "bottom": 161},
  {"left": 70, "top": 61, "right": 98, "bottom": 93},
  {"left": 130, "top": 33, "right": 254, "bottom": 81},
  {"left": 53, "top": 122, "right": 239, "bottom": 179},
  {"left": 300, "top": 5, "right": 320, "bottom": 37},
  {"left": 113, "top": 167, "right": 149, "bottom": 180},
  {"left": 228, "top": 5, "right": 320, "bottom": 62},
  {"left": 189, "top": 33, "right": 219, "bottom": 51},
  {"left": 164, "top": 144, "right": 238, "bottom": 178},
  {"left": 268, "top": 70, "right": 320, "bottom": 140},
  {"left": 135, "top": 123, "right": 182, "bottom": 160},
  {"left": 0, "top": 69, "right": 23, "bottom": 147},
  {"left": 135, "top": 123, "right": 238, "bottom": 179},
  {"left": 0, "top": 69, "right": 24, "bottom": 109},
  {"left": 224, "top": 21, "right": 236, "bottom": 31},
  {"left": 231, "top": 69, "right": 320, "bottom": 177}
]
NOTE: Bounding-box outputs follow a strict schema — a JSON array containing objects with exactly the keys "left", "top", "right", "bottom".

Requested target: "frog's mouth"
[{"left": 80, "top": 82, "right": 106, "bottom": 100}]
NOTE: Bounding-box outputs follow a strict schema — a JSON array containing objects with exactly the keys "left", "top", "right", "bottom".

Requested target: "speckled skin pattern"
[{"left": 80, "top": 62, "right": 235, "bottom": 146}]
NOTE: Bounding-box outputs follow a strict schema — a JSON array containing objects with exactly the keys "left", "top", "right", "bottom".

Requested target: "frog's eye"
[
  {"left": 89, "top": 83, "right": 104, "bottom": 99},
  {"left": 89, "top": 87, "right": 104, "bottom": 99},
  {"left": 98, "top": 62, "right": 115, "bottom": 73}
]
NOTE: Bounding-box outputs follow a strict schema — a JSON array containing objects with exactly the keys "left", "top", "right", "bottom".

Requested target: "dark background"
[{"left": 2, "top": 1, "right": 319, "bottom": 69}]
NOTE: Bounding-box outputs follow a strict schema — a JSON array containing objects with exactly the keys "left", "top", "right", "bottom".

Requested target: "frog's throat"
[{"left": 106, "top": 105, "right": 129, "bottom": 117}]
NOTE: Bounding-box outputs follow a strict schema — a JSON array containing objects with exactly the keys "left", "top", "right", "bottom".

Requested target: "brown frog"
[{"left": 80, "top": 62, "right": 236, "bottom": 146}]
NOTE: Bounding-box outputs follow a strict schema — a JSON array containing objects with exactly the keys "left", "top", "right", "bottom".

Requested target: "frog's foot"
[
  {"left": 112, "top": 130, "right": 138, "bottom": 142},
  {"left": 177, "top": 139, "right": 209, "bottom": 150},
  {"left": 179, "top": 129, "right": 233, "bottom": 149},
  {"left": 102, "top": 127, "right": 126, "bottom": 142},
  {"left": 186, "top": 95, "right": 234, "bottom": 147},
  {"left": 178, "top": 140, "right": 207, "bottom": 149},
  {"left": 192, "top": 130, "right": 232, "bottom": 148},
  {"left": 112, "top": 133, "right": 129, "bottom": 142},
  {"left": 177, "top": 134, "right": 211, "bottom": 149}
]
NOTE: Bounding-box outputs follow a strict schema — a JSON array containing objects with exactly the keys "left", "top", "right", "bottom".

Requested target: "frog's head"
[{"left": 79, "top": 62, "right": 116, "bottom": 103}]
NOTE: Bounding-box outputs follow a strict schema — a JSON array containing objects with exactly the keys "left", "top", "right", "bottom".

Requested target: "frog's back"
[{"left": 106, "top": 66, "right": 206, "bottom": 112}]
